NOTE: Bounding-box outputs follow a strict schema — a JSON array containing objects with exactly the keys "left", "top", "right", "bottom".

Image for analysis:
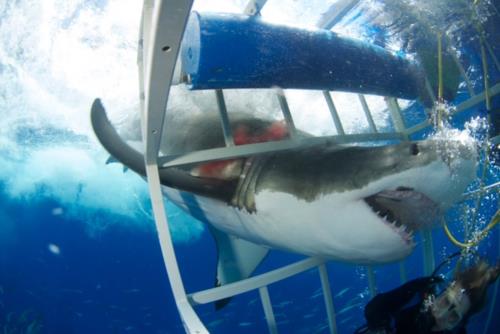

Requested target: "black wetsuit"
[{"left": 362, "top": 277, "right": 467, "bottom": 334}]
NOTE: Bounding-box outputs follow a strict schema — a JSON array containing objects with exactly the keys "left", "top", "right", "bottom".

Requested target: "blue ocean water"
[{"left": 1, "top": 1, "right": 499, "bottom": 333}]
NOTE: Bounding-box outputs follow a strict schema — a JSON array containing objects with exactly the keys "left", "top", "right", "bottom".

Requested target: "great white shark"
[{"left": 90, "top": 99, "right": 477, "bottom": 300}]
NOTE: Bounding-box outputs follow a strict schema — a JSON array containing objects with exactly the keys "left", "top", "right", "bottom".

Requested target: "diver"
[{"left": 355, "top": 258, "right": 500, "bottom": 334}]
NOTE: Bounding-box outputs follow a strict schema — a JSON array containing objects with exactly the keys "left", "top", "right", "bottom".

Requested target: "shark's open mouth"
[{"left": 364, "top": 187, "right": 439, "bottom": 245}]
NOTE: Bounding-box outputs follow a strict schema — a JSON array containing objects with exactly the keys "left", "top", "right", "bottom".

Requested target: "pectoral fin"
[{"left": 209, "top": 226, "right": 269, "bottom": 310}]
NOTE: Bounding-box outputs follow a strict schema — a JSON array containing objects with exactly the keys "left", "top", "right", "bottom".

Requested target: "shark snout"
[{"left": 431, "top": 135, "right": 478, "bottom": 169}]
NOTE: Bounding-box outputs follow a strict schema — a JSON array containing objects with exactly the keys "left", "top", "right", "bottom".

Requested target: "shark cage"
[{"left": 103, "top": 0, "right": 500, "bottom": 333}]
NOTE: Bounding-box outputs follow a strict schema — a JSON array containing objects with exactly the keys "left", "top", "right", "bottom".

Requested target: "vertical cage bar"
[
  {"left": 484, "top": 39, "right": 500, "bottom": 73},
  {"left": 367, "top": 266, "right": 377, "bottom": 298},
  {"left": 449, "top": 47, "right": 476, "bottom": 97},
  {"left": 276, "top": 89, "right": 298, "bottom": 139},
  {"left": 215, "top": 89, "right": 235, "bottom": 147},
  {"left": 422, "top": 229, "right": 435, "bottom": 276},
  {"left": 259, "top": 286, "right": 279, "bottom": 334},
  {"left": 481, "top": 202, "right": 500, "bottom": 334},
  {"left": 318, "top": 0, "right": 361, "bottom": 29},
  {"left": 386, "top": 98, "right": 409, "bottom": 140},
  {"left": 424, "top": 77, "right": 438, "bottom": 104},
  {"left": 244, "top": 0, "right": 268, "bottom": 15},
  {"left": 323, "top": 91, "right": 345, "bottom": 135},
  {"left": 358, "top": 94, "right": 378, "bottom": 133},
  {"left": 143, "top": 0, "right": 193, "bottom": 164},
  {"left": 318, "top": 264, "right": 338, "bottom": 334},
  {"left": 399, "top": 262, "right": 407, "bottom": 284}
]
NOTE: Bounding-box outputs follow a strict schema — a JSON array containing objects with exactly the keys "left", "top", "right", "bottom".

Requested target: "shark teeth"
[{"left": 364, "top": 199, "right": 415, "bottom": 245}]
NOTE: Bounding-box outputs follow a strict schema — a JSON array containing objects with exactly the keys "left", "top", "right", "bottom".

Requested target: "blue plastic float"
[{"left": 181, "top": 12, "right": 425, "bottom": 100}]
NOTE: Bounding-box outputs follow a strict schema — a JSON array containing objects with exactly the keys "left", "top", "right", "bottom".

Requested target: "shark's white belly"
[
  {"left": 243, "top": 190, "right": 412, "bottom": 263},
  {"left": 164, "top": 187, "right": 409, "bottom": 264}
]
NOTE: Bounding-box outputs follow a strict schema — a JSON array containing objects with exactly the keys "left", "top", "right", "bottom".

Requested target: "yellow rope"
[
  {"left": 444, "top": 210, "right": 500, "bottom": 249},
  {"left": 471, "top": 0, "right": 491, "bottom": 111},
  {"left": 434, "top": 32, "right": 445, "bottom": 130},
  {"left": 442, "top": 0, "right": 495, "bottom": 250},
  {"left": 479, "top": 37, "right": 491, "bottom": 111},
  {"left": 437, "top": 32, "right": 444, "bottom": 103}
]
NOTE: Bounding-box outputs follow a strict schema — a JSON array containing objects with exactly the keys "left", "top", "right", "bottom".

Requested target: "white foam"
[{"left": 0, "top": 0, "right": 204, "bottom": 243}]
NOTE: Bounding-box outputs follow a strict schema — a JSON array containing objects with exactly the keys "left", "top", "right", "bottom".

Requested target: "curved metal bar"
[{"left": 188, "top": 257, "right": 324, "bottom": 305}]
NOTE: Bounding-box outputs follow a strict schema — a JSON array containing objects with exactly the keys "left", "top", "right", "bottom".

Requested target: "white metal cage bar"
[
  {"left": 215, "top": 89, "right": 235, "bottom": 147},
  {"left": 276, "top": 89, "right": 299, "bottom": 139},
  {"left": 138, "top": 1, "right": 209, "bottom": 333},
  {"left": 358, "top": 94, "right": 378, "bottom": 133},
  {"left": 319, "top": 263, "right": 338, "bottom": 334},
  {"left": 260, "top": 286, "right": 279, "bottom": 334},
  {"left": 188, "top": 257, "right": 324, "bottom": 305},
  {"left": 244, "top": 0, "right": 268, "bottom": 16},
  {"left": 323, "top": 91, "right": 346, "bottom": 135}
]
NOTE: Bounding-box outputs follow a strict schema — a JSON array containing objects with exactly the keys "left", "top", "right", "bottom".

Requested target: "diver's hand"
[
  {"left": 411, "top": 275, "right": 444, "bottom": 293},
  {"left": 429, "top": 274, "right": 445, "bottom": 285},
  {"left": 423, "top": 275, "right": 445, "bottom": 294}
]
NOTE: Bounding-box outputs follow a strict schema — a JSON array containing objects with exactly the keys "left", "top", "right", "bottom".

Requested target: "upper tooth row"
[{"left": 377, "top": 211, "right": 413, "bottom": 236}]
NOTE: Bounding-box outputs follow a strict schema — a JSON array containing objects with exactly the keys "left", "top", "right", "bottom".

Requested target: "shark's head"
[
  {"left": 251, "top": 137, "right": 478, "bottom": 263},
  {"left": 357, "top": 139, "right": 477, "bottom": 258}
]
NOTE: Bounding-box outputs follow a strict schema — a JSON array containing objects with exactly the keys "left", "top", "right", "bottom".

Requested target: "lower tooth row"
[{"left": 379, "top": 214, "right": 414, "bottom": 239}]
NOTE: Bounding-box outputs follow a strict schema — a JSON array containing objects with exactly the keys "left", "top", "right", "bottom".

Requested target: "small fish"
[
  {"left": 207, "top": 319, "right": 224, "bottom": 328},
  {"left": 60, "top": 288, "right": 83, "bottom": 294},
  {"left": 310, "top": 290, "right": 323, "bottom": 299},
  {"left": 109, "top": 305, "right": 125, "bottom": 311},
  {"left": 26, "top": 320, "right": 42, "bottom": 334},
  {"left": 6, "top": 312, "right": 15, "bottom": 323},
  {"left": 339, "top": 315, "right": 353, "bottom": 325},
  {"left": 313, "top": 323, "right": 329, "bottom": 334},
  {"left": 247, "top": 298, "right": 259, "bottom": 306},
  {"left": 25, "top": 289, "right": 38, "bottom": 297},
  {"left": 274, "top": 300, "right": 293, "bottom": 308},
  {"left": 48, "top": 243, "right": 61, "bottom": 255},
  {"left": 334, "top": 287, "right": 351, "bottom": 299},
  {"left": 238, "top": 322, "right": 253, "bottom": 327},
  {"left": 124, "top": 289, "right": 141, "bottom": 294},
  {"left": 51, "top": 207, "right": 63, "bottom": 216},
  {"left": 344, "top": 294, "right": 364, "bottom": 307},
  {"left": 336, "top": 302, "right": 364, "bottom": 316}
]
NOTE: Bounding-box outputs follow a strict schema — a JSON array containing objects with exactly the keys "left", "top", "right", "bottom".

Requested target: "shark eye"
[{"left": 410, "top": 143, "right": 419, "bottom": 156}]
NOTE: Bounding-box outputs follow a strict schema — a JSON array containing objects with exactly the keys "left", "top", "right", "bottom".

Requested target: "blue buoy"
[{"left": 181, "top": 12, "right": 425, "bottom": 100}]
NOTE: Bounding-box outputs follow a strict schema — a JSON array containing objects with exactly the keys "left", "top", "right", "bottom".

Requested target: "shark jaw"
[{"left": 364, "top": 187, "right": 439, "bottom": 246}]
